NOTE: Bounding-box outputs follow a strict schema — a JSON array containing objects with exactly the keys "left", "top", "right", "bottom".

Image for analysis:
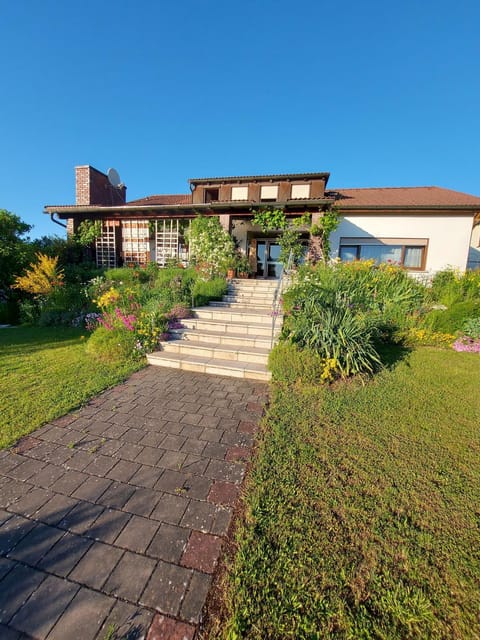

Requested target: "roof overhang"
[{"left": 189, "top": 172, "right": 330, "bottom": 186}]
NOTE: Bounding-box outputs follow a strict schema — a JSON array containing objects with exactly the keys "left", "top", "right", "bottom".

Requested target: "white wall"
[{"left": 329, "top": 214, "right": 474, "bottom": 272}]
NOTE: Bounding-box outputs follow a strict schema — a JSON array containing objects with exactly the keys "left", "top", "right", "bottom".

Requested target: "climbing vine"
[{"left": 310, "top": 207, "right": 341, "bottom": 261}]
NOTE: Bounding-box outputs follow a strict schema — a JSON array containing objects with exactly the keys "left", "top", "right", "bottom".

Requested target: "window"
[
  {"left": 291, "top": 184, "right": 310, "bottom": 199},
  {"left": 260, "top": 185, "right": 278, "bottom": 201},
  {"left": 231, "top": 185, "right": 249, "bottom": 201},
  {"left": 204, "top": 188, "right": 219, "bottom": 203},
  {"left": 339, "top": 238, "right": 427, "bottom": 270}
]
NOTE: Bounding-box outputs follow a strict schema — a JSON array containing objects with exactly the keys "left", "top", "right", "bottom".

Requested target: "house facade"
[{"left": 44, "top": 165, "right": 480, "bottom": 276}]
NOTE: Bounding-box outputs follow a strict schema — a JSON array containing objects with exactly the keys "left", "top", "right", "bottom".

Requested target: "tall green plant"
[{"left": 186, "top": 215, "right": 235, "bottom": 276}]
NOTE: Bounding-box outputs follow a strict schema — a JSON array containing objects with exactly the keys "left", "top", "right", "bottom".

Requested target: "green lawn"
[
  {"left": 208, "top": 348, "right": 480, "bottom": 639},
  {"left": 0, "top": 326, "right": 143, "bottom": 449}
]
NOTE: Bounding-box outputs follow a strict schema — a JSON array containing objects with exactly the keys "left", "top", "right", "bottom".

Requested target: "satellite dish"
[{"left": 107, "top": 167, "right": 122, "bottom": 187}]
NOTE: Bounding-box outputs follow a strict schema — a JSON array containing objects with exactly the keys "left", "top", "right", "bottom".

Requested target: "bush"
[
  {"left": 104, "top": 267, "right": 138, "bottom": 284},
  {"left": 430, "top": 268, "right": 480, "bottom": 305},
  {"left": 85, "top": 326, "right": 140, "bottom": 364},
  {"left": 282, "top": 295, "right": 382, "bottom": 377},
  {"left": 422, "top": 301, "right": 480, "bottom": 334},
  {"left": 268, "top": 342, "right": 339, "bottom": 383},
  {"left": 192, "top": 277, "right": 228, "bottom": 306}
]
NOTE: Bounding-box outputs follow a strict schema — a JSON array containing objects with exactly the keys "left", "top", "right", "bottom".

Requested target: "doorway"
[{"left": 256, "top": 239, "right": 282, "bottom": 278}]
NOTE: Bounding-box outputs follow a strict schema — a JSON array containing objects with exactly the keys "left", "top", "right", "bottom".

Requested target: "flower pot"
[{"left": 227, "top": 268, "right": 235, "bottom": 279}]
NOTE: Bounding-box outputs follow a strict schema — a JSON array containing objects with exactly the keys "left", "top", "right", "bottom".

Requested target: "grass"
[
  {"left": 208, "top": 348, "right": 480, "bottom": 639},
  {"left": 0, "top": 326, "right": 143, "bottom": 449}
]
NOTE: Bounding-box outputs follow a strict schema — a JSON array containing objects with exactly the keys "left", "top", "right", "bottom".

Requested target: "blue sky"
[{"left": 1, "top": 0, "right": 479, "bottom": 239}]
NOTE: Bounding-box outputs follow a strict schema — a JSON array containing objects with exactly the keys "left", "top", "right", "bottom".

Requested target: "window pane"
[
  {"left": 404, "top": 246, "right": 423, "bottom": 268},
  {"left": 291, "top": 184, "right": 310, "bottom": 198},
  {"left": 231, "top": 186, "right": 248, "bottom": 200},
  {"left": 360, "top": 245, "right": 402, "bottom": 264},
  {"left": 260, "top": 185, "right": 278, "bottom": 200},
  {"left": 339, "top": 246, "right": 358, "bottom": 262}
]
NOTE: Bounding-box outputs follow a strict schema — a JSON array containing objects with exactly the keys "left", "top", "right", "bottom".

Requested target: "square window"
[
  {"left": 291, "top": 184, "right": 310, "bottom": 199},
  {"left": 231, "top": 186, "right": 249, "bottom": 201},
  {"left": 260, "top": 185, "right": 278, "bottom": 201}
]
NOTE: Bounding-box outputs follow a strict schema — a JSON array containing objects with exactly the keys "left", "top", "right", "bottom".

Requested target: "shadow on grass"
[{"left": 376, "top": 342, "right": 413, "bottom": 370}]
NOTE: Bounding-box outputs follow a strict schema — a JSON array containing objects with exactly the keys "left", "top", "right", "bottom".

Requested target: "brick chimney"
[{"left": 75, "top": 165, "right": 127, "bottom": 205}]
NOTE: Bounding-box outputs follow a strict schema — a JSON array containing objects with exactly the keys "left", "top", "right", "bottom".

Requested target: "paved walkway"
[{"left": 0, "top": 367, "right": 267, "bottom": 640}]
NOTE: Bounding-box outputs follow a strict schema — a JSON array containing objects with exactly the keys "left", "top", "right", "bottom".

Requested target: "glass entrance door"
[{"left": 256, "top": 240, "right": 282, "bottom": 278}]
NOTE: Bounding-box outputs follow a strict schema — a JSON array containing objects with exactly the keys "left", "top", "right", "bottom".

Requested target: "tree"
[{"left": 0, "top": 210, "right": 33, "bottom": 291}]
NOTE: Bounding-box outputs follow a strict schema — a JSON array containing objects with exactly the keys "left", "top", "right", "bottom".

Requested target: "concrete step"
[
  {"left": 193, "top": 307, "right": 275, "bottom": 325},
  {"left": 181, "top": 317, "right": 278, "bottom": 338},
  {"left": 210, "top": 300, "right": 273, "bottom": 310},
  {"left": 162, "top": 339, "right": 270, "bottom": 364},
  {"left": 171, "top": 328, "right": 273, "bottom": 349},
  {"left": 147, "top": 351, "right": 271, "bottom": 381}
]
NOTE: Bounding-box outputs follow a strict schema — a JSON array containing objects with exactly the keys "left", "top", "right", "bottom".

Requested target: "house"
[{"left": 44, "top": 165, "right": 480, "bottom": 276}]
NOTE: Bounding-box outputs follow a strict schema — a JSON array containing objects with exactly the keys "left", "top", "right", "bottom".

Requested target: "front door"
[{"left": 256, "top": 240, "right": 282, "bottom": 278}]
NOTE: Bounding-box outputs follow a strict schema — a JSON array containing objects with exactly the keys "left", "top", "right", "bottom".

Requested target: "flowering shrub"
[
  {"left": 452, "top": 337, "right": 480, "bottom": 353},
  {"left": 187, "top": 216, "right": 236, "bottom": 277},
  {"left": 95, "top": 287, "right": 121, "bottom": 310},
  {"left": 12, "top": 253, "right": 64, "bottom": 296}
]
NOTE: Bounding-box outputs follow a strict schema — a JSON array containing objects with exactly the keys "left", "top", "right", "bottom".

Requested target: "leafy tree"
[{"left": 0, "top": 209, "right": 33, "bottom": 291}]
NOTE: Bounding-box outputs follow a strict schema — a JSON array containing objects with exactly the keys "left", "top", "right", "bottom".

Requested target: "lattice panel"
[
  {"left": 155, "top": 219, "right": 180, "bottom": 266},
  {"left": 95, "top": 221, "right": 117, "bottom": 268}
]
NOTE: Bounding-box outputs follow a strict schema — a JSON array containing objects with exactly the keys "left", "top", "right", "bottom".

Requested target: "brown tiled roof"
[
  {"left": 332, "top": 186, "right": 480, "bottom": 209},
  {"left": 126, "top": 194, "right": 191, "bottom": 206},
  {"left": 189, "top": 172, "right": 330, "bottom": 185}
]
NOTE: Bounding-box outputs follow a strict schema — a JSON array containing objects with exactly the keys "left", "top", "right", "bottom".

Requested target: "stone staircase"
[{"left": 147, "top": 279, "right": 281, "bottom": 381}]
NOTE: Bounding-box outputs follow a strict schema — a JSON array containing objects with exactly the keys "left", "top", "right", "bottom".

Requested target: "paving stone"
[
  {"left": 71, "top": 475, "right": 112, "bottom": 502},
  {"left": 180, "top": 571, "right": 212, "bottom": 624},
  {"left": 76, "top": 434, "right": 105, "bottom": 453},
  {"left": 0, "top": 623, "right": 25, "bottom": 639},
  {"left": 180, "top": 413, "right": 203, "bottom": 426},
  {"left": 205, "top": 459, "right": 245, "bottom": 484},
  {"left": 101, "top": 423, "right": 129, "bottom": 439},
  {"left": 7, "top": 458, "right": 47, "bottom": 482},
  {"left": 38, "top": 532, "right": 93, "bottom": 577},
  {"left": 29, "top": 464, "right": 65, "bottom": 489},
  {"left": 0, "top": 557, "right": 16, "bottom": 581},
  {"left": 181, "top": 455, "right": 209, "bottom": 476},
  {"left": 160, "top": 435, "right": 186, "bottom": 452},
  {"left": 83, "top": 455, "right": 117, "bottom": 477},
  {"left": 116, "top": 442, "right": 145, "bottom": 462},
  {"left": 106, "top": 459, "right": 141, "bottom": 483},
  {"left": 86, "top": 508, "right": 130, "bottom": 543},
  {"left": 121, "top": 428, "right": 144, "bottom": 444},
  {"left": 180, "top": 438, "right": 206, "bottom": 456},
  {"left": 7, "top": 487, "right": 52, "bottom": 518},
  {"left": 141, "top": 561, "right": 192, "bottom": 616},
  {"left": 139, "top": 431, "right": 167, "bottom": 448},
  {"left": 114, "top": 515, "right": 158, "bottom": 554},
  {"left": 0, "top": 514, "right": 36, "bottom": 554},
  {"left": 23, "top": 441, "right": 58, "bottom": 462},
  {"left": 0, "top": 479, "right": 32, "bottom": 509},
  {"left": 38, "top": 426, "right": 67, "bottom": 444},
  {"left": 197, "top": 405, "right": 218, "bottom": 418},
  {"left": 179, "top": 424, "right": 203, "bottom": 440},
  {"left": 133, "top": 446, "right": 164, "bottom": 467},
  {"left": 45, "top": 446, "right": 74, "bottom": 466},
  {"left": 154, "top": 469, "right": 189, "bottom": 494},
  {"left": 46, "top": 587, "right": 115, "bottom": 640},
  {"left": 182, "top": 475, "right": 212, "bottom": 500},
  {"left": 158, "top": 450, "right": 187, "bottom": 471},
  {"left": 163, "top": 409, "right": 186, "bottom": 423},
  {"left": 150, "top": 494, "right": 190, "bottom": 525},
  {"left": 199, "top": 428, "right": 223, "bottom": 443},
  {"left": 10, "top": 574, "right": 79, "bottom": 638},
  {"left": 123, "top": 487, "right": 161, "bottom": 518},
  {"left": 64, "top": 450, "right": 94, "bottom": 472},
  {"left": 96, "top": 439, "right": 122, "bottom": 456},
  {"left": 181, "top": 531, "right": 223, "bottom": 574},
  {"left": 202, "top": 442, "right": 228, "bottom": 460},
  {"left": 147, "top": 614, "right": 195, "bottom": 640},
  {"left": 238, "top": 420, "right": 258, "bottom": 434},
  {"left": 208, "top": 481, "right": 239, "bottom": 507},
  {"left": 129, "top": 465, "right": 164, "bottom": 489},
  {"left": 180, "top": 500, "right": 219, "bottom": 534},
  {"left": 225, "top": 446, "right": 251, "bottom": 462},
  {"left": 0, "top": 564, "right": 46, "bottom": 624},
  {"left": 211, "top": 506, "right": 233, "bottom": 537},
  {"left": 96, "top": 482, "right": 136, "bottom": 510},
  {"left": 96, "top": 599, "right": 153, "bottom": 640},
  {"left": 221, "top": 430, "right": 254, "bottom": 447},
  {"left": 69, "top": 542, "right": 124, "bottom": 590},
  {"left": 59, "top": 501, "right": 105, "bottom": 535},
  {"left": 104, "top": 551, "right": 156, "bottom": 603},
  {"left": 48, "top": 470, "right": 89, "bottom": 496},
  {"left": 7, "top": 522, "right": 64, "bottom": 566},
  {"left": 147, "top": 523, "right": 189, "bottom": 562}
]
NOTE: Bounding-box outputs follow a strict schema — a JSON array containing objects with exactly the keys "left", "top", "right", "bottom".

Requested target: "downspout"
[{"left": 50, "top": 213, "right": 67, "bottom": 229}]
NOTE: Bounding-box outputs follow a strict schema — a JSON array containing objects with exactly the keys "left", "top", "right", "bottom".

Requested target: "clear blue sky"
[{"left": 1, "top": 0, "right": 479, "bottom": 239}]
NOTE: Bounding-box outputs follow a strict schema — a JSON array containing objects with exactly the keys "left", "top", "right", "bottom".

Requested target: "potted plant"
[{"left": 236, "top": 254, "right": 252, "bottom": 278}]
